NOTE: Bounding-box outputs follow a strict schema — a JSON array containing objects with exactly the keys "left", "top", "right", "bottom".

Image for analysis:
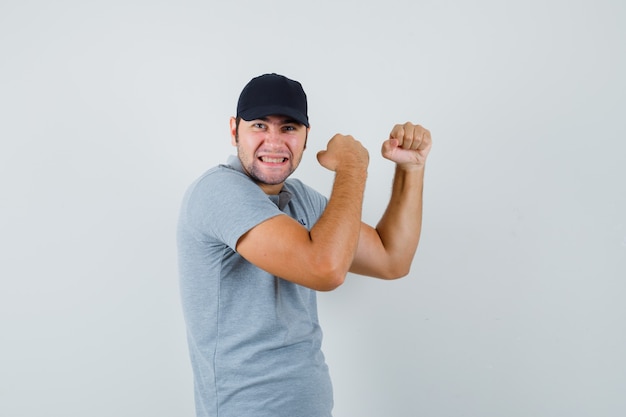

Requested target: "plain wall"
[{"left": 1, "top": 1, "right": 624, "bottom": 416}]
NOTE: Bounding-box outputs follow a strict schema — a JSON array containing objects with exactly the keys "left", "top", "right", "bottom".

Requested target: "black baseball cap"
[{"left": 236, "top": 73, "right": 309, "bottom": 127}]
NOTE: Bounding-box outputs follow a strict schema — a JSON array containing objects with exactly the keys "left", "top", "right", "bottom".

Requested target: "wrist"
[
  {"left": 335, "top": 160, "right": 369, "bottom": 177},
  {"left": 396, "top": 162, "right": 426, "bottom": 173}
]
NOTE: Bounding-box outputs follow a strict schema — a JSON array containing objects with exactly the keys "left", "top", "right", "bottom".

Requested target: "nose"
[{"left": 264, "top": 127, "right": 283, "bottom": 147}]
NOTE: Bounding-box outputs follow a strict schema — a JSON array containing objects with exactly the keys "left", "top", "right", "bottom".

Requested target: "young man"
[{"left": 177, "top": 73, "right": 432, "bottom": 417}]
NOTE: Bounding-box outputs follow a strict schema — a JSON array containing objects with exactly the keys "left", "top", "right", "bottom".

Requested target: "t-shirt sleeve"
[{"left": 180, "top": 168, "right": 282, "bottom": 251}]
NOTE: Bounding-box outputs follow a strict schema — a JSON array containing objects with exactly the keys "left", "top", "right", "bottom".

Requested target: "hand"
[
  {"left": 317, "top": 133, "right": 369, "bottom": 172},
  {"left": 381, "top": 122, "right": 432, "bottom": 168}
]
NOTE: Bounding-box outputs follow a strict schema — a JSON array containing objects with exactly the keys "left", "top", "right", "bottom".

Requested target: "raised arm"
[
  {"left": 236, "top": 134, "right": 369, "bottom": 291},
  {"left": 350, "top": 122, "right": 432, "bottom": 279}
]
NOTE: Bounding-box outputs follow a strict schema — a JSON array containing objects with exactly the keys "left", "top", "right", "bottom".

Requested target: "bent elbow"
[
  {"left": 315, "top": 267, "right": 346, "bottom": 291},
  {"left": 312, "top": 259, "right": 348, "bottom": 291},
  {"left": 381, "top": 263, "right": 412, "bottom": 280},
  {"left": 320, "top": 272, "right": 346, "bottom": 291}
]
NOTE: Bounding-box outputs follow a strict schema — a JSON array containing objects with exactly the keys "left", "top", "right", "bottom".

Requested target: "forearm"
[
  {"left": 309, "top": 167, "right": 367, "bottom": 283},
  {"left": 375, "top": 164, "right": 425, "bottom": 277}
]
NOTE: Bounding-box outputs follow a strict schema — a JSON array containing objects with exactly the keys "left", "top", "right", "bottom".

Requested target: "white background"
[{"left": 1, "top": 1, "right": 625, "bottom": 416}]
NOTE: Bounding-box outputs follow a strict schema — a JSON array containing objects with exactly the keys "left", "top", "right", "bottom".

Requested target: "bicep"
[
  {"left": 235, "top": 214, "right": 338, "bottom": 291},
  {"left": 350, "top": 222, "right": 397, "bottom": 279}
]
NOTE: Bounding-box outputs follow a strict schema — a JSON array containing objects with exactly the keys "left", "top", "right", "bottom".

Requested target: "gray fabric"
[{"left": 177, "top": 156, "right": 332, "bottom": 417}]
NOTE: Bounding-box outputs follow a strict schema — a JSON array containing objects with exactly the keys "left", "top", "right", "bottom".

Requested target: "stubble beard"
[
  {"left": 238, "top": 148, "right": 299, "bottom": 186},
  {"left": 234, "top": 126, "right": 307, "bottom": 187}
]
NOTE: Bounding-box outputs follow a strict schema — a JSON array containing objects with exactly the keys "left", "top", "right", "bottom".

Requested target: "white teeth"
[{"left": 261, "top": 157, "right": 286, "bottom": 163}]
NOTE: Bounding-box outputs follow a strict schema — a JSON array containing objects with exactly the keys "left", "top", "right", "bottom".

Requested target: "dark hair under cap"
[{"left": 236, "top": 73, "right": 309, "bottom": 127}]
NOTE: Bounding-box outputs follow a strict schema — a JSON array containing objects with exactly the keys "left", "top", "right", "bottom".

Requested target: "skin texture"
[
  {"left": 351, "top": 122, "right": 431, "bottom": 279},
  {"left": 231, "top": 116, "right": 432, "bottom": 291},
  {"left": 230, "top": 115, "right": 309, "bottom": 195}
]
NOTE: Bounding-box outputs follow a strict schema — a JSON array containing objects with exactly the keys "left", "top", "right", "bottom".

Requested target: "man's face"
[{"left": 230, "top": 114, "right": 309, "bottom": 194}]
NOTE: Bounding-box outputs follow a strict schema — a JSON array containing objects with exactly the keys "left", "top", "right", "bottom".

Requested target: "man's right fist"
[{"left": 317, "top": 134, "right": 369, "bottom": 172}]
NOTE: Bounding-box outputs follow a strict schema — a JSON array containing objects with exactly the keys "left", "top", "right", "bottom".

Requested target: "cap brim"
[{"left": 239, "top": 105, "right": 309, "bottom": 127}]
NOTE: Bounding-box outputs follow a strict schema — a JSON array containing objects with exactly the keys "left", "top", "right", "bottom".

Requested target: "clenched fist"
[
  {"left": 317, "top": 133, "right": 369, "bottom": 173},
  {"left": 381, "top": 122, "right": 432, "bottom": 169}
]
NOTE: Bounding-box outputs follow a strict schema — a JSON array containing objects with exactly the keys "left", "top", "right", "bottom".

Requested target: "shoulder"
[
  {"left": 184, "top": 164, "right": 264, "bottom": 203},
  {"left": 189, "top": 164, "right": 251, "bottom": 191},
  {"left": 179, "top": 165, "right": 281, "bottom": 246},
  {"left": 180, "top": 164, "right": 272, "bottom": 221}
]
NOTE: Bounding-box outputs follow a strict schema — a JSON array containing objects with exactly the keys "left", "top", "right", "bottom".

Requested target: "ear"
[
  {"left": 229, "top": 117, "right": 238, "bottom": 146},
  {"left": 304, "top": 126, "right": 311, "bottom": 150}
]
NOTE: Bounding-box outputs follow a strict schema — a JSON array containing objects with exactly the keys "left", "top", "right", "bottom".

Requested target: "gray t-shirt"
[{"left": 177, "top": 156, "right": 332, "bottom": 417}]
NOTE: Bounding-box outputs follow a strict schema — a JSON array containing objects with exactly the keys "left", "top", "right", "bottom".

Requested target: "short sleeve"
[{"left": 179, "top": 167, "right": 282, "bottom": 251}]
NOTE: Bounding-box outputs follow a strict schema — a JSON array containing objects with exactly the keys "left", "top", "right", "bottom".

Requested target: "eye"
[
  {"left": 283, "top": 125, "right": 296, "bottom": 132},
  {"left": 253, "top": 122, "right": 266, "bottom": 129}
]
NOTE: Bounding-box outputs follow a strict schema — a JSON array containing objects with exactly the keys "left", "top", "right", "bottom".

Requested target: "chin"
[{"left": 249, "top": 170, "right": 288, "bottom": 186}]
